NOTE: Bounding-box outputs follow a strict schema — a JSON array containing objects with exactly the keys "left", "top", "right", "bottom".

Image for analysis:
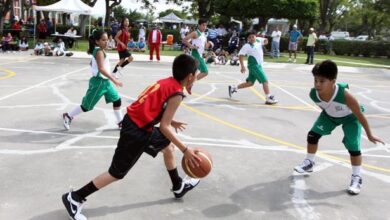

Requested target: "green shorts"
[
  {"left": 81, "top": 77, "right": 120, "bottom": 111},
  {"left": 311, "top": 112, "right": 362, "bottom": 151},
  {"left": 191, "top": 49, "right": 208, "bottom": 74},
  {"left": 246, "top": 64, "right": 268, "bottom": 84}
]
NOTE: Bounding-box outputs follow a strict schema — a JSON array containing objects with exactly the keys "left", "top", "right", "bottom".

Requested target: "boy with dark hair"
[
  {"left": 182, "top": 18, "right": 212, "bottom": 94},
  {"left": 228, "top": 31, "right": 278, "bottom": 105},
  {"left": 62, "top": 54, "right": 202, "bottom": 220},
  {"left": 294, "top": 60, "right": 384, "bottom": 195}
]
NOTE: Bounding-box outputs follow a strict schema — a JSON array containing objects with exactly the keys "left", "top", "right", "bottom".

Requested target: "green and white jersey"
[
  {"left": 191, "top": 29, "right": 207, "bottom": 55},
  {"left": 91, "top": 47, "right": 110, "bottom": 79},
  {"left": 238, "top": 37, "right": 265, "bottom": 66},
  {"left": 310, "top": 83, "right": 353, "bottom": 118}
]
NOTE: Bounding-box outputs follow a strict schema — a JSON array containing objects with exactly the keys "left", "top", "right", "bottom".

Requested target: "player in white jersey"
[
  {"left": 294, "top": 60, "right": 384, "bottom": 195},
  {"left": 182, "top": 18, "right": 212, "bottom": 94}
]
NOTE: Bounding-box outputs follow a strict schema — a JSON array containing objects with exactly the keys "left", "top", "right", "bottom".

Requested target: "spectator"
[
  {"left": 107, "top": 34, "right": 116, "bottom": 50},
  {"left": 1, "top": 33, "right": 13, "bottom": 52},
  {"left": 147, "top": 25, "right": 162, "bottom": 61},
  {"left": 64, "top": 26, "right": 77, "bottom": 48},
  {"left": 217, "top": 24, "right": 227, "bottom": 37},
  {"left": 43, "top": 42, "right": 52, "bottom": 56},
  {"left": 207, "top": 25, "right": 218, "bottom": 49},
  {"left": 53, "top": 37, "right": 66, "bottom": 56},
  {"left": 137, "top": 37, "right": 146, "bottom": 52},
  {"left": 305, "top": 27, "right": 317, "bottom": 65},
  {"left": 127, "top": 37, "right": 136, "bottom": 51},
  {"left": 288, "top": 24, "right": 302, "bottom": 63},
  {"left": 37, "top": 19, "right": 48, "bottom": 40},
  {"left": 270, "top": 26, "right": 281, "bottom": 58},
  {"left": 180, "top": 25, "right": 189, "bottom": 50},
  {"left": 227, "top": 31, "right": 239, "bottom": 54},
  {"left": 19, "top": 36, "right": 29, "bottom": 51},
  {"left": 110, "top": 20, "right": 120, "bottom": 38},
  {"left": 11, "top": 20, "right": 22, "bottom": 39},
  {"left": 33, "top": 40, "right": 44, "bottom": 55},
  {"left": 230, "top": 50, "right": 239, "bottom": 66},
  {"left": 138, "top": 25, "right": 145, "bottom": 42}
]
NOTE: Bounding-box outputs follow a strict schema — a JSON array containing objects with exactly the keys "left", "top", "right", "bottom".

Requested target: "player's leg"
[
  {"left": 294, "top": 113, "right": 336, "bottom": 173},
  {"left": 343, "top": 119, "right": 363, "bottom": 195}
]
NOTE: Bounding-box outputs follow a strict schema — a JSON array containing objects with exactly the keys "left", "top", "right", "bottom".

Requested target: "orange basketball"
[{"left": 182, "top": 148, "right": 213, "bottom": 178}]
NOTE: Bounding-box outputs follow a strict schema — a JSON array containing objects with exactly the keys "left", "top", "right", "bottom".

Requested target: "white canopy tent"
[
  {"left": 33, "top": 0, "right": 106, "bottom": 42},
  {"left": 159, "top": 12, "right": 183, "bottom": 23}
]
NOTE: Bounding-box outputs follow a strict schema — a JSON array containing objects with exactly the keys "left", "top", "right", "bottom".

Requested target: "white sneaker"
[
  {"left": 294, "top": 159, "right": 315, "bottom": 173},
  {"left": 62, "top": 190, "right": 87, "bottom": 220},
  {"left": 265, "top": 95, "right": 278, "bottom": 105},
  {"left": 228, "top": 85, "right": 237, "bottom": 98},
  {"left": 63, "top": 113, "right": 73, "bottom": 130},
  {"left": 173, "top": 177, "right": 200, "bottom": 199},
  {"left": 348, "top": 175, "right": 362, "bottom": 195}
]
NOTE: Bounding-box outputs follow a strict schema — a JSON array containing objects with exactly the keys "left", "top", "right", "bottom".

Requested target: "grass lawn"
[{"left": 72, "top": 40, "right": 390, "bottom": 69}]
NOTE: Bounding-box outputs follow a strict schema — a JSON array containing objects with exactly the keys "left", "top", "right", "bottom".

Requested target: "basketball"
[{"left": 182, "top": 148, "right": 213, "bottom": 178}]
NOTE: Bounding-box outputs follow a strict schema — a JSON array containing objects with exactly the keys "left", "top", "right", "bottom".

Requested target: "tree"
[
  {"left": 318, "top": 0, "right": 352, "bottom": 34},
  {"left": 214, "top": 0, "right": 318, "bottom": 29},
  {"left": 0, "top": 0, "right": 12, "bottom": 34},
  {"left": 158, "top": 9, "right": 187, "bottom": 19}
]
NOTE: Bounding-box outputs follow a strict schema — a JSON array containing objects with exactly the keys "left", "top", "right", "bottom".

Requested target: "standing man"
[
  {"left": 182, "top": 18, "right": 211, "bottom": 94},
  {"left": 305, "top": 27, "right": 318, "bottom": 65},
  {"left": 288, "top": 24, "right": 302, "bottom": 63},
  {"left": 148, "top": 25, "right": 162, "bottom": 62},
  {"left": 270, "top": 26, "right": 281, "bottom": 58}
]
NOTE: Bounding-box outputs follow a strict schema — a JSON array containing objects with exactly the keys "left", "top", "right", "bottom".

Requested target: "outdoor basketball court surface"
[{"left": 1, "top": 52, "right": 389, "bottom": 220}]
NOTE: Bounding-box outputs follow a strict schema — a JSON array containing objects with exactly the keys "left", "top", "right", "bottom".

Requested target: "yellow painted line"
[
  {"left": 249, "top": 87, "right": 266, "bottom": 101},
  {"left": 0, "top": 67, "right": 16, "bottom": 80},
  {"left": 182, "top": 103, "right": 390, "bottom": 173}
]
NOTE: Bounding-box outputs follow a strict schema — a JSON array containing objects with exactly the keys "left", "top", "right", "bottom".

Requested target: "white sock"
[
  {"left": 114, "top": 109, "right": 123, "bottom": 123},
  {"left": 305, "top": 153, "right": 315, "bottom": 162},
  {"left": 68, "top": 106, "right": 83, "bottom": 118},
  {"left": 352, "top": 166, "right": 361, "bottom": 176}
]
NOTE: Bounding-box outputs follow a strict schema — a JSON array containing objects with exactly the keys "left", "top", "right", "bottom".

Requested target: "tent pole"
[
  {"left": 89, "top": 16, "right": 91, "bottom": 36},
  {"left": 33, "top": 10, "right": 36, "bottom": 45}
]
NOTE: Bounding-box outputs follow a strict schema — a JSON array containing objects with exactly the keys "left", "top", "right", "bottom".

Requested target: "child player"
[
  {"left": 62, "top": 54, "right": 202, "bottom": 220},
  {"left": 294, "top": 60, "right": 384, "bottom": 195},
  {"left": 62, "top": 30, "right": 123, "bottom": 130},
  {"left": 228, "top": 31, "right": 278, "bottom": 105}
]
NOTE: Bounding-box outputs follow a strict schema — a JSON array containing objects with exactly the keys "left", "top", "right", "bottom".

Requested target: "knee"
[
  {"left": 113, "top": 99, "right": 121, "bottom": 108},
  {"left": 161, "top": 144, "right": 175, "bottom": 155},
  {"left": 307, "top": 131, "right": 321, "bottom": 144},
  {"left": 348, "top": 150, "right": 361, "bottom": 157}
]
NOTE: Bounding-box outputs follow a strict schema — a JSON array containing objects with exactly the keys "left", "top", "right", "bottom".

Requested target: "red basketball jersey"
[
  {"left": 127, "top": 77, "right": 184, "bottom": 131},
  {"left": 117, "top": 27, "right": 130, "bottom": 52}
]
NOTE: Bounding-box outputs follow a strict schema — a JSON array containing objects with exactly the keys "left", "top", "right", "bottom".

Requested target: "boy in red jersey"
[{"left": 62, "top": 54, "right": 201, "bottom": 220}]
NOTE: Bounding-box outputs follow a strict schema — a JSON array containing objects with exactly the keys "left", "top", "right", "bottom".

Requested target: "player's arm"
[
  {"left": 160, "top": 95, "right": 201, "bottom": 166},
  {"left": 96, "top": 50, "right": 123, "bottom": 87},
  {"left": 345, "top": 89, "right": 384, "bottom": 145},
  {"left": 262, "top": 37, "right": 268, "bottom": 45},
  {"left": 182, "top": 31, "right": 197, "bottom": 49},
  {"left": 114, "top": 30, "right": 125, "bottom": 48}
]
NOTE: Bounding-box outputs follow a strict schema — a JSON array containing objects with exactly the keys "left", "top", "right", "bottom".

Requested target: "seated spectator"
[
  {"left": 135, "top": 37, "right": 146, "bottom": 52},
  {"left": 205, "top": 50, "right": 216, "bottom": 64},
  {"left": 230, "top": 50, "right": 239, "bottom": 66},
  {"left": 127, "top": 37, "right": 136, "bottom": 51},
  {"left": 64, "top": 26, "right": 77, "bottom": 48},
  {"left": 228, "top": 31, "right": 240, "bottom": 54},
  {"left": 107, "top": 34, "right": 116, "bottom": 50},
  {"left": 34, "top": 40, "right": 44, "bottom": 55},
  {"left": 216, "top": 49, "right": 228, "bottom": 65},
  {"left": 1, "top": 33, "right": 13, "bottom": 52},
  {"left": 43, "top": 42, "right": 52, "bottom": 56},
  {"left": 53, "top": 37, "right": 66, "bottom": 56},
  {"left": 19, "top": 36, "right": 29, "bottom": 51}
]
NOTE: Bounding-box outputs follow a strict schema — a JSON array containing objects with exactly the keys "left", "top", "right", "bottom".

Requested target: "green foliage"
[{"left": 332, "top": 40, "right": 390, "bottom": 58}]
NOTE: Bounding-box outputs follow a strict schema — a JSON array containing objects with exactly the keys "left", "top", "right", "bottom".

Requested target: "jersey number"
[{"left": 138, "top": 83, "right": 160, "bottom": 104}]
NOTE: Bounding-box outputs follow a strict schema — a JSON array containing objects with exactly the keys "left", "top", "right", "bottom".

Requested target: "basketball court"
[{"left": 0, "top": 52, "right": 389, "bottom": 220}]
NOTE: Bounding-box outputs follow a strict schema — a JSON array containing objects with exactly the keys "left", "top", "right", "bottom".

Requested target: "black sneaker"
[
  {"left": 173, "top": 177, "right": 200, "bottom": 199},
  {"left": 62, "top": 113, "right": 73, "bottom": 130},
  {"left": 62, "top": 191, "right": 87, "bottom": 220},
  {"left": 228, "top": 85, "right": 237, "bottom": 98},
  {"left": 294, "top": 159, "right": 315, "bottom": 173}
]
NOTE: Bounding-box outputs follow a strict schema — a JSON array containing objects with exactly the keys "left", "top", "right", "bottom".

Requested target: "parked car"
[
  {"left": 355, "top": 35, "right": 369, "bottom": 41},
  {"left": 330, "top": 31, "right": 350, "bottom": 40}
]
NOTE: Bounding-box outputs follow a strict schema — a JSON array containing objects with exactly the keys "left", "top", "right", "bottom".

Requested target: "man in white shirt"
[{"left": 270, "top": 27, "right": 281, "bottom": 58}]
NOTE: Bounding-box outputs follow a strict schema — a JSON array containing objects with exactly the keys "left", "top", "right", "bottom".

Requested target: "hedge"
[{"left": 263, "top": 36, "right": 390, "bottom": 58}]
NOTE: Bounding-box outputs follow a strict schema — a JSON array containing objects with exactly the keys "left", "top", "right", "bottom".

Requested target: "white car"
[{"left": 355, "top": 35, "right": 369, "bottom": 41}]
